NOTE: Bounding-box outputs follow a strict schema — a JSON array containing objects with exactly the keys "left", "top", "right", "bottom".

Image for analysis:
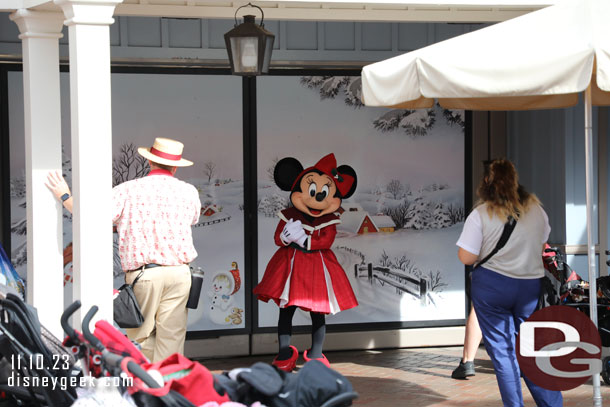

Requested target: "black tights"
[{"left": 277, "top": 306, "right": 326, "bottom": 360}]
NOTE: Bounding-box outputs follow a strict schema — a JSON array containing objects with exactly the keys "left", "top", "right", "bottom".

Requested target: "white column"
[
  {"left": 9, "top": 10, "right": 65, "bottom": 339},
  {"left": 54, "top": 0, "right": 122, "bottom": 327}
]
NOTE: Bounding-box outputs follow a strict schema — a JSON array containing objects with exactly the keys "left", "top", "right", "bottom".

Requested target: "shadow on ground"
[
  {"left": 347, "top": 375, "right": 447, "bottom": 406},
  {"left": 328, "top": 348, "right": 496, "bottom": 379}
]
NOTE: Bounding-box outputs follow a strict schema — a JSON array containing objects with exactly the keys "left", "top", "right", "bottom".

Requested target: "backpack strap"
[{"left": 474, "top": 215, "right": 517, "bottom": 269}]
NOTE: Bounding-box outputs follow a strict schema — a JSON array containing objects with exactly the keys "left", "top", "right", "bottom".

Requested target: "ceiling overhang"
[{"left": 2, "top": 0, "right": 556, "bottom": 22}]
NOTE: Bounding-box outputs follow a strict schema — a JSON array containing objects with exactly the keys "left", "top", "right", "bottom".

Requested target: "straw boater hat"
[{"left": 138, "top": 137, "right": 193, "bottom": 167}]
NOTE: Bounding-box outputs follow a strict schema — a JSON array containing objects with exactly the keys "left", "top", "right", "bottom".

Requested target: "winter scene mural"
[
  {"left": 256, "top": 76, "right": 466, "bottom": 327},
  {"left": 8, "top": 72, "right": 245, "bottom": 332},
  {"left": 8, "top": 71, "right": 465, "bottom": 332}
]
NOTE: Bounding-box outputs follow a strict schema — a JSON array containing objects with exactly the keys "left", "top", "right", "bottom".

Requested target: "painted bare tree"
[
  {"left": 382, "top": 200, "right": 411, "bottom": 229},
  {"left": 111, "top": 143, "right": 150, "bottom": 275},
  {"left": 428, "top": 270, "right": 448, "bottom": 292},
  {"left": 267, "top": 157, "right": 279, "bottom": 183},
  {"left": 112, "top": 143, "right": 149, "bottom": 187},
  {"left": 203, "top": 161, "right": 217, "bottom": 183},
  {"left": 447, "top": 204, "right": 466, "bottom": 224},
  {"left": 386, "top": 179, "right": 404, "bottom": 200}
]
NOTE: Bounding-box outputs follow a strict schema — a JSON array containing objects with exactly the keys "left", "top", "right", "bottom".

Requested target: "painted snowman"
[{"left": 208, "top": 262, "right": 241, "bottom": 325}]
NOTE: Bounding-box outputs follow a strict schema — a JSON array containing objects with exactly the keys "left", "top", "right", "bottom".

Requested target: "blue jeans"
[{"left": 471, "top": 267, "right": 563, "bottom": 407}]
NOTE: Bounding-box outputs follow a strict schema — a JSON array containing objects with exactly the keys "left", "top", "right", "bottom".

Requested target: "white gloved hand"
[
  {"left": 295, "top": 233, "right": 308, "bottom": 248},
  {"left": 280, "top": 219, "right": 306, "bottom": 245}
]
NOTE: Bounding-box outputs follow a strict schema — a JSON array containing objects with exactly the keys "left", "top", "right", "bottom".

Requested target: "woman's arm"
[
  {"left": 458, "top": 248, "right": 479, "bottom": 265},
  {"left": 456, "top": 210, "right": 482, "bottom": 265}
]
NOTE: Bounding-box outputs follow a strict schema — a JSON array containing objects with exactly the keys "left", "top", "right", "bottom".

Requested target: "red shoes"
[
  {"left": 272, "top": 347, "right": 331, "bottom": 371},
  {"left": 303, "top": 349, "right": 330, "bottom": 368},
  {"left": 272, "top": 345, "right": 299, "bottom": 372}
]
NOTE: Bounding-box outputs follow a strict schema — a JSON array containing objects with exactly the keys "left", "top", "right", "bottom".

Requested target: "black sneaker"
[{"left": 451, "top": 360, "right": 475, "bottom": 379}]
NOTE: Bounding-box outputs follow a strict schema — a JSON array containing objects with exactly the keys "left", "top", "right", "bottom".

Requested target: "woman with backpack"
[{"left": 456, "top": 158, "right": 562, "bottom": 407}]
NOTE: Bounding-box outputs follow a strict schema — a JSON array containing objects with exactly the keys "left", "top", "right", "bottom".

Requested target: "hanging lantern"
[{"left": 224, "top": 3, "right": 275, "bottom": 76}]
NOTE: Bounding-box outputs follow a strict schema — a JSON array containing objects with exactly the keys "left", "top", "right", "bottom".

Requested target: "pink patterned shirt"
[{"left": 112, "top": 169, "right": 201, "bottom": 271}]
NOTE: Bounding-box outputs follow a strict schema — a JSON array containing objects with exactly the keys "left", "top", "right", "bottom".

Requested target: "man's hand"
[
  {"left": 45, "top": 171, "right": 71, "bottom": 202},
  {"left": 280, "top": 219, "right": 307, "bottom": 246}
]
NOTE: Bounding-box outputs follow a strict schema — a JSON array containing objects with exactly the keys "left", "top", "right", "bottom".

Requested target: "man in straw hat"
[{"left": 47, "top": 137, "right": 201, "bottom": 362}]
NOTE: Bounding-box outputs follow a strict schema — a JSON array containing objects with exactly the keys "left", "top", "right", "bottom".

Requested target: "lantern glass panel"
[
  {"left": 261, "top": 36, "right": 274, "bottom": 73},
  {"left": 230, "top": 36, "right": 259, "bottom": 73}
]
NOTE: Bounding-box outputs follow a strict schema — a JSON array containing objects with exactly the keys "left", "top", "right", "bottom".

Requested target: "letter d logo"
[
  {"left": 516, "top": 305, "right": 602, "bottom": 391},
  {"left": 520, "top": 321, "right": 579, "bottom": 357}
]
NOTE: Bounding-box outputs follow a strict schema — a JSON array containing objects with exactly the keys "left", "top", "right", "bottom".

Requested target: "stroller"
[
  {"left": 0, "top": 290, "right": 78, "bottom": 406},
  {"left": 73, "top": 303, "right": 205, "bottom": 407},
  {"left": 2, "top": 290, "right": 358, "bottom": 407},
  {"left": 542, "top": 246, "right": 610, "bottom": 385},
  {"left": 73, "top": 304, "right": 358, "bottom": 407},
  {"left": 0, "top": 293, "right": 204, "bottom": 407}
]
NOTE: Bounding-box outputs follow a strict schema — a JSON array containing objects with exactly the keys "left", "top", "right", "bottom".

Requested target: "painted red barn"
[
  {"left": 338, "top": 203, "right": 395, "bottom": 234},
  {"left": 201, "top": 204, "right": 220, "bottom": 217}
]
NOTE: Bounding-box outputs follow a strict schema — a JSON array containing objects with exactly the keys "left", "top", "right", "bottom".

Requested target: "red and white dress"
[{"left": 254, "top": 207, "right": 358, "bottom": 314}]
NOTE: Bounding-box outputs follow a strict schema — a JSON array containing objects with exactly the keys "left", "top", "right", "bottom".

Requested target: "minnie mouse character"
[{"left": 254, "top": 153, "right": 358, "bottom": 371}]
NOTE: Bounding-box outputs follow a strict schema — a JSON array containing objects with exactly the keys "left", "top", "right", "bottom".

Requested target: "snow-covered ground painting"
[
  {"left": 8, "top": 72, "right": 246, "bottom": 332},
  {"left": 256, "top": 76, "right": 466, "bottom": 327}
]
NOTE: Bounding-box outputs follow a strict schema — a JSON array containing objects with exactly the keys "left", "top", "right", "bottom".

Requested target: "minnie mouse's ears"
[
  {"left": 337, "top": 164, "right": 357, "bottom": 199},
  {"left": 274, "top": 157, "right": 303, "bottom": 191}
]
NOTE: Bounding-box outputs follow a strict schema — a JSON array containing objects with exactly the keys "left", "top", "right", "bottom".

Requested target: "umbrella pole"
[{"left": 584, "top": 84, "right": 602, "bottom": 407}]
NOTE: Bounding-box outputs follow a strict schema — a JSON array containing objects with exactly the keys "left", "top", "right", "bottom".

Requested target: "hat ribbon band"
[{"left": 150, "top": 147, "right": 182, "bottom": 161}]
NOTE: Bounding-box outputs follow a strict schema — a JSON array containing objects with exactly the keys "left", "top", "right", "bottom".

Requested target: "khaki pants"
[{"left": 125, "top": 265, "right": 191, "bottom": 362}]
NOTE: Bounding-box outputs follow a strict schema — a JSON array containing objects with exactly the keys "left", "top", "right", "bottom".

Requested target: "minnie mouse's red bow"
[{"left": 292, "top": 153, "right": 355, "bottom": 197}]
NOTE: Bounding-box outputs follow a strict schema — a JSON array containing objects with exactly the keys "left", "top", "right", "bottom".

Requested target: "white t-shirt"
[{"left": 456, "top": 203, "right": 551, "bottom": 279}]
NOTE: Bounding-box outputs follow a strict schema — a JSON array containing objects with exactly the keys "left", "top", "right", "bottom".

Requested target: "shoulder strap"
[
  {"left": 475, "top": 215, "right": 517, "bottom": 269},
  {"left": 130, "top": 270, "right": 145, "bottom": 287}
]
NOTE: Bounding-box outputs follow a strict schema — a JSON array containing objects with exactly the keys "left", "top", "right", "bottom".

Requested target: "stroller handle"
[
  {"left": 126, "top": 360, "right": 162, "bottom": 389},
  {"left": 80, "top": 308, "right": 161, "bottom": 391},
  {"left": 61, "top": 300, "right": 81, "bottom": 341},
  {"left": 82, "top": 306, "right": 104, "bottom": 352},
  {"left": 103, "top": 352, "right": 160, "bottom": 389}
]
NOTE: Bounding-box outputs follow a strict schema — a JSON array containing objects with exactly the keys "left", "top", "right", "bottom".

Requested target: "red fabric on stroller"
[
  {"left": 542, "top": 243, "right": 562, "bottom": 281},
  {"left": 94, "top": 320, "right": 148, "bottom": 365},
  {"left": 127, "top": 353, "right": 230, "bottom": 406},
  {"left": 63, "top": 329, "right": 104, "bottom": 378}
]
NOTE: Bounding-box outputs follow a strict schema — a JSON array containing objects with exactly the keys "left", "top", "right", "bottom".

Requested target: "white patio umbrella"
[{"left": 361, "top": 0, "right": 610, "bottom": 404}]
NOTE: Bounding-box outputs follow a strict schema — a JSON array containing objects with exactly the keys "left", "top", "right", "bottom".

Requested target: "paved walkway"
[{"left": 201, "top": 346, "right": 610, "bottom": 406}]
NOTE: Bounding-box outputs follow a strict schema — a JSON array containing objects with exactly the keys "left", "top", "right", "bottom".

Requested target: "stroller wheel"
[{"left": 602, "top": 357, "right": 610, "bottom": 386}]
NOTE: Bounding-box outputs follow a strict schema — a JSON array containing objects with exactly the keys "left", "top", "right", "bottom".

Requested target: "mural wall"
[
  {"left": 8, "top": 71, "right": 465, "bottom": 333},
  {"left": 8, "top": 72, "right": 246, "bottom": 332},
  {"left": 256, "top": 76, "right": 466, "bottom": 328}
]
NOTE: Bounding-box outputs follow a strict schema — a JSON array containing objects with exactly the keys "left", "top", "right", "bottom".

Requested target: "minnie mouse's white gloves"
[
  {"left": 280, "top": 219, "right": 308, "bottom": 248},
  {"left": 294, "top": 233, "right": 308, "bottom": 248}
]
